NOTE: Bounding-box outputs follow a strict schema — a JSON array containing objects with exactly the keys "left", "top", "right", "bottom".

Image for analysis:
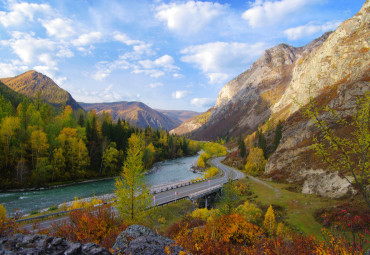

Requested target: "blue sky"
[{"left": 0, "top": 0, "right": 365, "bottom": 111}]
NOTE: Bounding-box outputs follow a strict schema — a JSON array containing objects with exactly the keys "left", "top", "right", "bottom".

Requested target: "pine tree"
[
  {"left": 238, "top": 135, "right": 246, "bottom": 158},
  {"left": 115, "top": 133, "right": 151, "bottom": 223},
  {"left": 273, "top": 120, "right": 283, "bottom": 151},
  {"left": 257, "top": 129, "right": 268, "bottom": 159},
  {"left": 263, "top": 205, "right": 276, "bottom": 235}
]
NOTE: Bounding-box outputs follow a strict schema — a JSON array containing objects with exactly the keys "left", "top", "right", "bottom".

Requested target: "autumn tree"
[
  {"left": 219, "top": 179, "right": 240, "bottom": 215},
  {"left": 102, "top": 142, "right": 120, "bottom": 176},
  {"left": 115, "top": 133, "right": 151, "bottom": 223},
  {"left": 244, "top": 147, "right": 266, "bottom": 175},
  {"left": 30, "top": 129, "right": 49, "bottom": 170},
  {"left": 264, "top": 205, "right": 276, "bottom": 235},
  {"left": 302, "top": 92, "right": 370, "bottom": 208}
]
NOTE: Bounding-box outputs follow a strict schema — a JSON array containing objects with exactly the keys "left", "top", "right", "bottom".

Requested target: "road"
[{"left": 22, "top": 156, "right": 245, "bottom": 232}]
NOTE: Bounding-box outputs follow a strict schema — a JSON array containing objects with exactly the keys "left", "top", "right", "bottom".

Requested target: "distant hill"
[
  {"left": 79, "top": 101, "right": 181, "bottom": 130},
  {"left": 0, "top": 70, "right": 82, "bottom": 110},
  {"left": 156, "top": 110, "right": 200, "bottom": 123}
]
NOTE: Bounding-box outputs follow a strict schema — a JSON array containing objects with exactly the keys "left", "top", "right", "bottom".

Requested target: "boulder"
[
  {"left": 0, "top": 234, "right": 110, "bottom": 255},
  {"left": 112, "top": 225, "right": 185, "bottom": 255}
]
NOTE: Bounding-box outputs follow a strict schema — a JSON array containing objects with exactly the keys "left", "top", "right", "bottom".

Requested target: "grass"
[
  {"left": 149, "top": 199, "right": 194, "bottom": 235},
  {"left": 244, "top": 178, "right": 340, "bottom": 239}
]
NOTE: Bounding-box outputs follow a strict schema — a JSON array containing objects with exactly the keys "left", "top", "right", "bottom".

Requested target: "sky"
[{"left": 0, "top": 0, "right": 365, "bottom": 111}]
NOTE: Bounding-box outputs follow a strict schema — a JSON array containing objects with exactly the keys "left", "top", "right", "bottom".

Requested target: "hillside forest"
[{"left": 0, "top": 93, "right": 200, "bottom": 189}]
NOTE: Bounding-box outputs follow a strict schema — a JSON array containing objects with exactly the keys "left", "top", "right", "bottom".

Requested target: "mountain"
[
  {"left": 170, "top": 109, "right": 211, "bottom": 136},
  {"left": 0, "top": 70, "right": 82, "bottom": 110},
  {"left": 79, "top": 101, "right": 181, "bottom": 130},
  {"left": 265, "top": 0, "right": 369, "bottom": 198},
  {"left": 174, "top": 1, "right": 369, "bottom": 198},
  {"left": 0, "top": 80, "right": 28, "bottom": 107},
  {"left": 156, "top": 110, "right": 200, "bottom": 123},
  {"left": 174, "top": 33, "right": 331, "bottom": 139}
]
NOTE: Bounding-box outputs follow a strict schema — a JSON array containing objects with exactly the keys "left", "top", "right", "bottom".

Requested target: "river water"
[{"left": 0, "top": 154, "right": 202, "bottom": 215}]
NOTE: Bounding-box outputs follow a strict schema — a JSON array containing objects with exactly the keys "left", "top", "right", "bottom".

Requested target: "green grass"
[
  {"left": 245, "top": 178, "right": 339, "bottom": 239},
  {"left": 149, "top": 199, "right": 194, "bottom": 234}
]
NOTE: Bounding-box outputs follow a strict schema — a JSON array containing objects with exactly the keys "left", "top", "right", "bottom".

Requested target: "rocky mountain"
[
  {"left": 156, "top": 109, "right": 200, "bottom": 123},
  {"left": 265, "top": 0, "right": 369, "bottom": 198},
  {"left": 174, "top": 1, "right": 369, "bottom": 199},
  {"left": 0, "top": 70, "right": 82, "bottom": 110},
  {"left": 175, "top": 33, "right": 331, "bottom": 140},
  {"left": 170, "top": 109, "right": 211, "bottom": 136},
  {"left": 79, "top": 101, "right": 181, "bottom": 130}
]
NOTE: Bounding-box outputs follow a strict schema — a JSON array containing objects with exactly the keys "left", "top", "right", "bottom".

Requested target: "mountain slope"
[
  {"left": 265, "top": 0, "right": 369, "bottom": 198},
  {"left": 170, "top": 109, "right": 211, "bottom": 136},
  {"left": 0, "top": 70, "right": 82, "bottom": 110},
  {"left": 0, "top": 81, "right": 28, "bottom": 107},
  {"left": 79, "top": 101, "right": 181, "bottom": 130},
  {"left": 181, "top": 32, "right": 331, "bottom": 140},
  {"left": 156, "top": 110, "right": 200, "bottom": 123}
]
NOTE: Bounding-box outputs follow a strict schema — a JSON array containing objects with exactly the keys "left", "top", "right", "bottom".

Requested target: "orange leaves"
[
  {"left": 51, "top": 204, "right": 127, "bottom": 249},
  {"left": 174, "top": 214, "right": 262, "bottom": 255}
]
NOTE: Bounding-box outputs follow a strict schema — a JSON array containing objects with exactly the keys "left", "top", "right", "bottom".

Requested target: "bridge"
[{"left": 20, "top": 156, "right": 245, "bottom": 231}]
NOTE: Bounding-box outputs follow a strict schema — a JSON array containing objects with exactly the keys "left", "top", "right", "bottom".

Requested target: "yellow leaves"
[
  {"left": 0, "top": 116, "right": 20, "bottom": 144},
  {"left": 0, "top": 204, "right": 7, "bottom": 225},
  {"left": 264, "top": 205, "right": 276, "bottom": 235},
  {"left": 237, "top": 201, "right": 262, "bottom": 225},
  {"left": 191, "top": 208, "right": 217, "bottom": 222},
  {"left": 245, "top": 147, "right": 266, "bottom": 176},
  {"left": 203, "top": 167, "right": 218, "bottom": 179}
]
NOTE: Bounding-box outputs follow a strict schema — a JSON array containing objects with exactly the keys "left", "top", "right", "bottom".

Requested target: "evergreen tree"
[
  {"left": 257, "top": 129, "right": 268, "bottom": 159},
  {"left": 115, "top": 133, "right": 151, "bottom": 223},
  {"left": 219, "top": 179, "right": 240, "bottom": 215},
  {"left": 238, "top": 135, "right": 246, "bottom": 158},
  {"left": 273, "top": 120, "right": 283, "bottom": 151}
]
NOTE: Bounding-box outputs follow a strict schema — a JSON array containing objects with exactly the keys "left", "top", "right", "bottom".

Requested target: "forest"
[{"left": 0, "top": 94, "right": 200, "bottom": 189}]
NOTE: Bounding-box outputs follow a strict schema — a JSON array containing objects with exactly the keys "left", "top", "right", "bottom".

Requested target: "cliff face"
[
  {"left": 265, "top": 0, "right": 369, "bottom": 198},
  {"left": 185, "top": 33, "right": 330, "bottom": 140}
]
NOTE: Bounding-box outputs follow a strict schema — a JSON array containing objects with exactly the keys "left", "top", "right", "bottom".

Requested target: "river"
[{"left": 0, "top": 154, "right": 202, "bottom": 215}]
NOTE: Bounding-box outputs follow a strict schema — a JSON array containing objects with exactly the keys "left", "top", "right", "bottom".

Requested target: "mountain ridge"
[
  {"left": 79, "top": 101, "right": 182, "bottom": 130},
  {"left": 0, "top": 70, "right": 82, "bottom": 111}
]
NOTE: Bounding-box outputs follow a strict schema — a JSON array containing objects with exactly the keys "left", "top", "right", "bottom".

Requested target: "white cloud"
[
  {"left": 242, "top": 0, "right": 314, "bottom": 28},
  {"left": 132, "top": 69, "right": 165, "bottom": 78},
  {"left": 72, "top": 32, "right": 102, "bottom": 46},
  {"left": 172, "top": 90, "right": 190, "bottom": 99},
  {"left": 284, "top": 21, "right": 341, "bottom": 40},
  {"left": 113, "top": 31, "right": 141, "bottom": 45},
  {"left": 73, "top": 85, "right": 123, "bottom": 103},
  {"left": 2, "top": 32, "right": 56, "bottom": 64},
  {"left": 149, "top": 82, "right": 163, "bottom": 88},
  {"left": 42, "top": 18, "right": 76, "bottom": 39},
  {"left": 190, "top": 98, "right": 215, "bottom": 108},
  {"left": 139, "top": 55, "right": 179, "bottom": 71},
  {"left": 0, "top": 62, "right": 28, "bottom": 77},
  {"left": 173, "top": 73, "right": 184, "bottom": 79},
  {"left": 181, "top": 41, "right": 267, "bottom": 84},
  {"left": 0, "top": 2, "right": 51, "bottom": 27},
  {"left": 155, "top": 1, "right": 226, "bottom": 34}
]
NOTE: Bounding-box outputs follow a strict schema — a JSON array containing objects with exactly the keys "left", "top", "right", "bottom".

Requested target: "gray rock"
[
  {"left": 0, "top": 234, "right": 110, "bottom": 255},
  {"left": 112, "top": 225, "right": 186, "bottom": 255}
]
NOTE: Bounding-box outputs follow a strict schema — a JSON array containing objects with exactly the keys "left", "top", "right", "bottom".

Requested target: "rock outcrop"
[
  {"left": 0, "top": 234, "right": 110, "bottom": 255},
  {"left": 112, "top": 225, "right": 185, "bottom": 255}
]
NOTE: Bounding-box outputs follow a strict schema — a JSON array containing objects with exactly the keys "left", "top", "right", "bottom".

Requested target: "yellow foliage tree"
[
  {"left": 203, "top": 167, "right": 218, "bottom": 179},
  {"left": 237, "top": 201, "right": 262, "bottom": 225},
  {"left": 245, "top": 147, "right": 266, "bottom": 175},
  {"left": 263, "top": 205, "right": 276, "bottom": 235},
  {"left": 0, "top": 204, "right": 6, "bottom": 225}
]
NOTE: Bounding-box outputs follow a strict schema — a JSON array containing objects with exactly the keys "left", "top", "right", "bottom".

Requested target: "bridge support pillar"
[{"left": 205, "top": 197, "right": 208, "bottom": 208}]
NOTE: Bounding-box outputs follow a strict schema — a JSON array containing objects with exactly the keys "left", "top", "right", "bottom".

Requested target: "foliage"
[
  {"left": 191, "top": 208, "right": 217, "bottom": 222},
  {"left": 115, "top": 133, "right": 152, "bottom": 224},
  {"left": 203, "top": 167, "right": 218, "bottom": 179},
  {"left": 256, "top": 128, "right": 268, "bottom": 158},
  {"left": 218, "top": 179, "right": 240, "bottom": 216},
  {"left": 244, "top": 147, "right": 266, "bottom": 175},
  {"left": 236, "top": 201, "right": 263, "bottom": 225},
  {"left": 51, "top": 204, "right": 126, "bottom": 249},
  {"left": 0, "top": 204, "right": 6, "bottom": 225},
  {"left": 174, "top": 214, "right": 262, "bottom": 255},
  {"left": 264, "top": 205, "right": 276, "bottom": 235},
  {"left": 301, "top": 92, "right": 370, "bottom": 208}
]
